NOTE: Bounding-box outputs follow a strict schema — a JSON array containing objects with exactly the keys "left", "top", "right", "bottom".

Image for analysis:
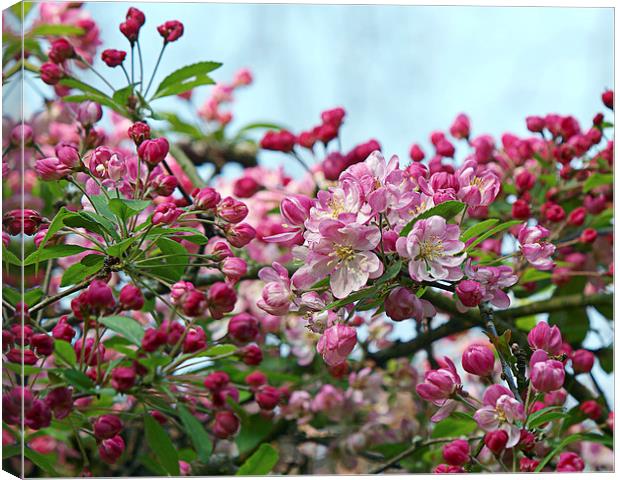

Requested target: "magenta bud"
[
  {"left": 461, "top": 344, "right": 495, "bottom": 377},
  {"left": 93, "top": 414, "right": 123, "bottom": 440},
  {"left": 442, "top": 439, "right": 469, "bottom": 466},
  {"left": 456, "top": 280, "right": 483, "bottom": 307},
  {"left": 228, "top": 313, "right": 259, "bottom": 344}
]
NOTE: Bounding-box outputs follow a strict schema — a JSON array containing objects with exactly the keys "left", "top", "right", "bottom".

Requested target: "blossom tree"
[{"left": 1, "top": 2, "right": 614, "bottom": 476}]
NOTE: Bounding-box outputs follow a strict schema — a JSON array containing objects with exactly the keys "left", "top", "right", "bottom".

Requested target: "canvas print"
[{"left": 1, "top": 1, "right": 614, "bottom": 476}]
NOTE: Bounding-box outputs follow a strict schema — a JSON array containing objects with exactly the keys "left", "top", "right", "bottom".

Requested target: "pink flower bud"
[
  {"left": 152, "top": 201, "right": 182, "bottom": 225},
  {"left": 3, "top": 209, "right": 43, "bottom": 236},
  {"left": 416, "top": 369, "right": 458, "bottom": 403},
  {"left": 87, "top": 280, "right": 115, "bottom": 311},
  {"left": 530, "top": 359, "right": 565, "bottom": 392},
  {"left": 127, "top": 7, "right": 145, "bottom": 25},
  {"left": 526, "top": 115, "right": 545, "bottom": 132},
  {"left": 571, "top": 349, "right": 594, "bottom": 374},
  {"left": 317, "top": 324, "right": 357, "bottom": 366},
  {"left": 556, "top": 452, "right": 584, "bottom": 472},
  {"left": 192, "top": 187, "right": 221, "bottom": 210},
  {"left": 93, "top": 414, "right": 123, "bottom": 440},
  {"left": 203, "top": 371, "right": 230, "bottom": 391},
  {"left": 224, "top": 222, "right": 256, "bottom": 248},
  {"left": 25, "top": 399, "right": 52, "bottom": 430},
  {"left": 434, "top": 464, "right": 464, "bottom": 473},
  {"left": 217, "top": 196, "right": 248, "bottom": 223},
  {"left": 462, "top": 344, "right": 495, "bottom": 377},
  {"left": 449, "top": 113, "right": 470, "bottom": 139},
  {"left": 101, "top": 49, "right": 126, "bottom": 67},
  {"left": 602, "top": 90, "right": 613, "bottom": 110},
  {"left": 99, "top": 435, "right": 125, "bottom": 464},
  {"left": 228, "top": 313, "right": 259, "bottom": 344},
  {"left": 120, "top": 17, "right": 140, "bottom": 43},
  {"left": 141, "top": 328, "right": 167, "bottom": 352},
  {"left": 48, "top": 38, "right": 74, "bottom": 63},
  {"left": 138, "top": 138, "right": 169, "bottom": 165},
  {"left": 255, "top": 385, "right": 280, "bottom": 410},
  {"left": 107, "top": 154, "right": 126, "bottom": 181},
  {"left": 149, "top": 171, "right": 178, "bottom": 196},
  {"left": 436, "top": 138, "right": 455, "bottom": 158},
  {"left": 233, "top": 68, "right": 253, "bottom": 87},
  {"left": 527, "top": 322, "right": 562, "bottom": 355},
  {"left": 52, "top": 315, "right": 75, "bottom": 342},
  {"left": 409, "top": 143, "right": 426, "bottom": 162},
  {"left": 213, "top": 411, "right": 240, "bottom": 439},
  {"left": 55, "top": 143, "right": 80, "bottom": 168},
  {"left": 280, "top": 194, "right": 313, "bottom": 226},
  {"left": 76, "top": 101, "right": 103, "bottom": 127},
  {"left": 182, "top": 327, "right": 207, "bottom": 353},
  {"left": 544, "top": 389, "right": 567, "bottom": 406},
  {"left": 30, "top": 333, "right": 54, "bottom": 356},
  {"left": 241, "top": 344, "right": 262, "bottom": 366},
  {"left": 260, "top": 130, "right": 296, "bottom": 152},
  {"left": 45, "top": 386, "right": 73, "bottom": 419},
  {"left": 10, "top": 124, "right": 33, "bottom": 146},
  {"left": 442, "top": 439, "right": 469, "bottom": 466},
  {"left": 484, "top": 430, "right": 508, "bottom": 455},
  {"left": 520, "top": 458, "right": 540, "bottom": 472},
  {"left": 40, "top": 62, "right": 63, "bottom": 85},
  {"left": 181, "top": 290, "right": 207, "bottom": 317},
  {"left": 579, "top": 400, "right": 602, "bottom": 420},
  {"left": 385, "top": 287, "right": 435, "bottom": 322},
  {"left": 580, "top": 228, "right": 598, "bottom": 244},
  {"left": 111, "top": 367, "right": 136, "bottom": 392},
  {"left": 456, "top": 280, "right": 483, "bottom": 307},
  {"left": 128, "top": 121, "right": 151, "bottom": 145},
  {"left": 233, "top": 176, "right": 261, "bottom": 198},
  {"left": 119, "top": 284, "right": 144, "bottom": 310},
  {"left": 157, "top": 20, "right": 184, "bottom": 43},
  {"left": 221, "top": 256, "right": 247, "bottom": 281},
  {"left": 567, "top": 207, "right": 586, "bottom": 227},
  {"left": 35, "top": 157, "right": 72, "bottom": 181},
  {"left": 321, "top": 107, "right": 346, "bottom": 127},
  {"left": 207, "top": 282, "right": 237, "bottom": 319},
  {"left": 245, "top": 371, "right": 267, "bottom": 388}
]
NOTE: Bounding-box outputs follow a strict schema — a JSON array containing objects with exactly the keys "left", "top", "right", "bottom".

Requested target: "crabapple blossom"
[{"left": 316, "top": 324, "right": 357, "bottom": 366}]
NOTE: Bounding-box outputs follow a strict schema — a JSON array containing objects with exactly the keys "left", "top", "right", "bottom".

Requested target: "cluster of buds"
[{"left": 197, "top": 69, "right": 253, "bottom": 125}]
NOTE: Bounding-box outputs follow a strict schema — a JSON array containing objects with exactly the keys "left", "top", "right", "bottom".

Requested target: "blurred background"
[{"left": 81, "top": 2, "right": 614, "bottom": 176}]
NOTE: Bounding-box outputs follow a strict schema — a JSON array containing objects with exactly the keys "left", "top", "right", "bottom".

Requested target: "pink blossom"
[
  {"left": 396, "top": 216, "right": 466, "bottom": 282},
  {"left": 316, "top": 324, "right": 357, "bottom": 366},
  {"left": 292, "top": 220, "right": 382, "bottom": 299},
  {"left": 455, "top": 160, "right": 500, "bottom": 207},
  {"left": 473, "top": 394, "right": 525, "bottom": 448},
  {"left": 517, "top": 224, "right": 556, "bottom": 270},
  {"left": 257, "top": 262, "right": 293, "bottom": 316},
  {"left": 527, "top": 322, "right": 562, "bottom": 355},
  {"left": 416, "top": 357, "right": 461, "bottom": 421},
  {"left": 530, "top": 359, "right": 565, "bottom": 392},
  {"left": 384, "top": 287, "right": 436, "bottom": 321},
  {"left": 461, "top": 261, "right": 518, "bottom": 309}
]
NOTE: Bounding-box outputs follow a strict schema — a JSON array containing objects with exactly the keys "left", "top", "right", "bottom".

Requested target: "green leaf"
[
  {"left": 236, "top": 444, "right": 279, "bottom": 476},
  {"left": 526, "top": 406, "right": 565, "bottom": 428},
  {"left": 177, "top": 404, "right": 213, "bottom": 463},
  {"left": 152, "top": 61, "right": 222, "bottom": 100},
  {"left": 23, "top": 245, "right": 89, "bottom": 266},
  {"left": 63, "top": 369, "right": 94, "bottom": 391},
  {"left": 520, "top": 268, "right": 552, "bottom": 283},
  {"left": 144, "top": 414, "right": 180, "bottom": 476},
  {"left": 139, "top": 237, "right": 190, "bottom": 282},
  {"left": 23, "top": 448, "right": 59, "bottom": 476},
  {"left": 236, "top": 414, "right": 274, "bottom": 455},
  {"left": 30, "top": 24, "right": 84, "bottom": 36},
  {"left": 38, "top": 207, "right": 74, "bottom": 249},
  {"left": 465, "top": 220, "right": 522, "bottom": 252},
  {"left": 514, "top": 315, "right": 537, "bottom": 332},
  {"left": 54, "top": 340, "right": 77, "bottom": 367},
  {"left": 60, "top": 254, "right": 104, "bottom": 287},
  {"left": 548, "top": 308, "right": 589, "bottom": 345},
  {"left": 3, "top": 247, "right": 22, "bottom": 267},
  {"left": 112, "top": 84, "right": 139, "bottom": 107},
  {"left": 583, "top": 172, "right": 613, "bottom": 193},
  {"left": 400, "top": 201, "right": 466, "bottom": 237},
  {"left": 376, "top": 259, "right": 403, "bottom": 285},
  {"left": 204, "top": 344, "right": 237, "bottom": 356},
  {"left": 109, "top": 198, "right": 151, "bottom": 223},
  {"left": 160, "top": 112, "right": 204, "bottom": 138},
  {"left": 61, "top": 94, "right": 126, "bottom": 116},
  {"left": 535, "top": 433, "right": 612, "bottom": 472},
  {"left": 597, "top": 347, "right": 613, "bottom": 373},
  {"left": 107, "top": 237, "right": 138, "bottom": 258},
  {"left": 99, "top": 315, "right": 145, "bottom": 345},
  {"left": 431, "top": 415, "right": 477, "bottom": 439},
  {"left": 460, "top": 219, "right": 500, "bottom": 242},
  {"left": 323, "top": 286, "right": 378, "bottom": 311}
]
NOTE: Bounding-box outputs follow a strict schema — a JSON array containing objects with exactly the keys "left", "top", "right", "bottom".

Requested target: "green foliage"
[
  {"left": 236, "top": 444, "right": 279, "bottom": 475},
  {"left": 177, "top": 404, "right": 213, "bottom": 463},
  {"left": 464, "top": 220, "right": 522, "bottom": 252},
  {"left": 583, "top": 172, "right": 613, "bottom": 193},
  {"left": 144, "top": 413, "right": 180, "bottom": 476},
  {"left": 152, "top": 61, "right": 222, "bottom": 100},
  {"left": 54, "top": 340, "right": 77, "bottom": 367},
  {"left": 60, "top": 254, "right": 105, "bottom": 287},
  {"left": 460, "top": 218, "right": 500, "bottom": 242},
  {"left": 23, "top": 244, "right": 90, "bottom": 266},
  {"left": 99, "top": 316, "right": 145, "bottom": 345},
  {"left": 431, "top": 413, "right": 477, "bottom": 438}
]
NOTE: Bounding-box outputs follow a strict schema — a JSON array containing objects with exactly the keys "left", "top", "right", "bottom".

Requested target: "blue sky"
[{"left": 83, "top": 3, "right": 614, "bottom": 176}]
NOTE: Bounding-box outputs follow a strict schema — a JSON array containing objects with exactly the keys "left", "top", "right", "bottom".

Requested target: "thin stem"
[
  {"left": 75, "top": 56, "right": 115, "bottom": 92},
  {"left": 144, "top": 43, "right": 167, "bottom": 99},
  {"left": 137, "top": 40, "right": 144, "bottom": 93},
  {"left": 29, "top": 279, "right": 92, "bottom": 315},
  {"left": 480, "top": 303, "right": 522, "bottom": 402},
  {"left": 120, "top": 64, "right": 132, "bottom": 87}
]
